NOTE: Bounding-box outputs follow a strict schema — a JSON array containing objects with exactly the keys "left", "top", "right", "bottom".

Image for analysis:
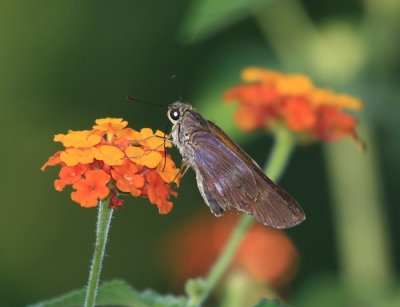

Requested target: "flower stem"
[
  {"left": 84, "top": 198, "right": 114, "bottom": 307},
  {"left": 193, "top": 128, "right": 296, "bottom": 306},
  {"left": 265, "top": 127, "right": 296, "bottom": 181},
  {"left": 324, "top": 125, "right": 394, "bottom": 298}
]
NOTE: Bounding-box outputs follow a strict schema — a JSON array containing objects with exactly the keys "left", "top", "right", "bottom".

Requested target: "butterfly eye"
[{"left": 169, "top": 109, "right": 180, "bottom": 121}]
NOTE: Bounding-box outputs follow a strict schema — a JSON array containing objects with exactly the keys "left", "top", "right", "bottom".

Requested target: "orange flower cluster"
[
  {"left": 164, "top": 214, "right": 299, "bottom": 287},
  {"left": 42, "top": 118, "right": 180, "bottom": 214},
  {"left": 224, "top": 67, "right": 363, "bottom": 143}
]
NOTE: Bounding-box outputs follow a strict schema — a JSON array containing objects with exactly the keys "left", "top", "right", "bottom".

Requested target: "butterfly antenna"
[
  {"left": 162, "top": 120, "right": 171, "bottom": 171},
  {"left": 170, "top": 74, "right": 183, "bottom": 102}
]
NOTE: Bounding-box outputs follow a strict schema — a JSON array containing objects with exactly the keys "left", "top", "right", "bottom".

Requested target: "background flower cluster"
[
  {"left": 224, "top": 67, "right": 363, "bottom": 144},
  {"left": 165, "top": 214, "right": 299, "bottom": 288}
]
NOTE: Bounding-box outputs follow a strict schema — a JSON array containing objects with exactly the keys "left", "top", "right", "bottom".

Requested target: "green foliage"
[
  {"left": 28, "top": 287, "right": 86, "bottom": 307},
  {"left": 184, "top": 277, "right": 208, "bottom": 306},
  {"left": 139, "top": 289, "right": 187, "bottom": 307},
  {"left": 180, "top": 0, "right": 275, "bottom": 43},
  {"left": 294, "top": 274, "right": 400, "bottom": 307},
  {"left": 29, "top": 280, "right": 187, "bottom": 307}
]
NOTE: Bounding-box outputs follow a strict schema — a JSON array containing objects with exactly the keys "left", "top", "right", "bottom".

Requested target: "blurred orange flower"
[
  {"left": 224, "top": 67, "right": 363, "bottom": 144},
  {"left": 164, "top": 214, "right": 299, "bottom": 287},
  {"left": 42, "top": 118, "right": 180, "bottom": 213}
]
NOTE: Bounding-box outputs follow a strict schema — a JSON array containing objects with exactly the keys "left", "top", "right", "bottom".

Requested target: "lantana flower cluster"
[
  {"left": 224, "top": 67, "right": 363, "bottom": 143},
  {"left": 41, "top": 118, "right": 180, "bottom": 214}
]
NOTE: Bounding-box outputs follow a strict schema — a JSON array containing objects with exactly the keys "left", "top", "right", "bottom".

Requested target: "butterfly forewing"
[{"left": 190, "top": 126, "right": 305, "bottom": 228}]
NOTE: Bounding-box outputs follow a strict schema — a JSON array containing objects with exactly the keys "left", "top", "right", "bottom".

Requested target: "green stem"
[
  {"left": 84, "top": 198, "right": 114, "bottom": 307},
  {"left": 324, "top": 124, "right": 394, "bottom": 297},
  {"left": 265, "top": 127, "right": 296, "bottom": 181},
  {"left": 193, "top": 128, "right": 296, "bottom": 306}
]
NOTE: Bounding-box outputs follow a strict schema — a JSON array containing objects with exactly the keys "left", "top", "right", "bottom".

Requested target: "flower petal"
[
  {"left": 54, "top": 130, "right": 101, "bottom": 148},
  {"left": 146, "top": 171, "right": 174, "bottom": 214},
  {"left": 142, "top": 151, "right": 162, "bottom": 168},
  {"left": 93, "top": 145, "right": 124, "bottom": 166},
  {"left": 60, "top": 148, "right": 96, "bottom": 166},
  {"left": 41, "top": 151, "right": 62, "bottom": 171},
  {"left": 158, "top": 157, "right": 180, "bottom": 184},
  {"left": 93, "top": 118, "right": 128, "bottom": 131},
  {"left": 54, "top": 164, "right": 88, "bottom": 191}
]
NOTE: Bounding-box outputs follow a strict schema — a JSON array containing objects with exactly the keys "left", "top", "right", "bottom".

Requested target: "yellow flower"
[
  {"left": 54, "top": 130, "right": 101, "bottom": 148},
  {"left": 60, "top": 148, "right": 96, "bottom": 166},
  {"left": 93, "top": 145, "right": 124, "bottom": 166}
]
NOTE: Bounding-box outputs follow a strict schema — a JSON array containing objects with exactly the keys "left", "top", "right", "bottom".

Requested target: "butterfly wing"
[{"left": 190, "top": 123, "right": 305, "bottom": 229}]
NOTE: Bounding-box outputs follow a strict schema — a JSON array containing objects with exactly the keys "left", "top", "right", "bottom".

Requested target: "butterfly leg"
[{"left": 180, "top": 159, "right": 191, "bottom": 178}]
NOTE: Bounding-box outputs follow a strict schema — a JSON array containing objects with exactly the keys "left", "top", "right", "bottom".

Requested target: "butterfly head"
[{"left": 167, "top": 101, "right": 193, "bottom": 125}]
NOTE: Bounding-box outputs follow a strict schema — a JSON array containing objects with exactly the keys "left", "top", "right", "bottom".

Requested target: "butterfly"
[{"left": 167, "top": 101, "right": 305, "bottom": 229}]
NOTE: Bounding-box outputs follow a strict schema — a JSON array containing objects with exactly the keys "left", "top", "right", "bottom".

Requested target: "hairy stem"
[{"left": 84, "top": 199, "right": 114, "bottom": 307}]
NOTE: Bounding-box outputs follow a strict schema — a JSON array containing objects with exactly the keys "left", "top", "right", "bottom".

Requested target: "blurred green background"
[{"left": 1, "top": 0, "right": 399, "bottom": 306}]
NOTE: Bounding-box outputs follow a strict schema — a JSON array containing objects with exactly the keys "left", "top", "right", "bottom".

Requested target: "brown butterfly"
[{"left": 167, "top": 101, "right": 305, "bottom": 229}]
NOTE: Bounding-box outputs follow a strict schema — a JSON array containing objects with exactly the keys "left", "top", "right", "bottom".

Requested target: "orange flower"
[
  {"left": 135, "top": 128, "right": 173, "bottom": 150},
  {"left": 71, "top": 170, "right": 111, "bottom": 207},
  {"left": 111, "top": 160, "right": 145, "bottom": 196},
  {"left": 224, "top": 67, "right": 363, "bottom": 143},
  {"left": 42, "top": 118, "right": 180, "bottom": 213},
  {"left": 54, "top": 164, "right": 88, "bottom": 191},
  {"left": 314, "top": 106, "right": 359, "bottom": 141},
  {"left": 164, "top": 214, "right": 299, "bottom": 287},
  {"left": 93, "top": 117, "right": 128, "bottom": 132},
  {"left": 145, "top": 171, "right": 175, "bottom": 214},
  {"left": 125, "top": 146, "right": 163, "bottom": 168},
  {"left": 280, "top": 97, "right": 316, "bottom": 132},
  {"left": 41, "top": 151, "right": 62, "bottom": 171},
  {"left": 93, "top": 145, "right": 124, "bottom": 166},
  {"left": 157, "top": 157, "right": 180, "bottom": 184},
  {"left": 224, "top": 84, "right": 279, "bottom": 107},
  {"left": 93, "top": 118, "right": 128, "bottom": 143}
]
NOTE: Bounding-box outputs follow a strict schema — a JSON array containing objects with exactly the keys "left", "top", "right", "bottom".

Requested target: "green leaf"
[
  {"left": 253, "top": 298, "right": 286, "bottom": 307},
  {"left": 180, "top": 0, "right": 275, "bottom": 43},
  {"left": 28, "top": 279, "right": 187, "bottom": 307},
  {"left": 28, "top": 287, "right": 85, "bottom": 307},
  {"left": 96, "top": 280, "right": 145, "bottom": 306},
  {"left": 139, "top": 289, "right": 187, "bottom": 307}
]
